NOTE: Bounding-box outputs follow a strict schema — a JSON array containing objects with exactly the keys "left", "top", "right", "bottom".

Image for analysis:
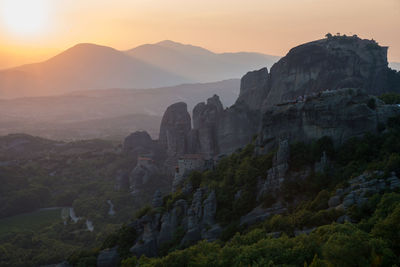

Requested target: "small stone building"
[{"left": 175, "top": 154, "right": 205, "bottom": 177}]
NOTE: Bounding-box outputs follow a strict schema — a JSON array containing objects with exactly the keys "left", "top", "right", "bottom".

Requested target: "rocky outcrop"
[
  {"left": 125, "top": 188, "right": 220, "bottom": 258},
  {"left": 129, "top": 158, "right": 165, "bottom": 192},
  {"left": 160, "top": 94, "right": 257, "bottom": 158},
  {"left": 227, "top": 36, "right": 400, "bottom": 111},
  {"left": 159, "top": 102, "right": 192, "bottom": 157},
  {"left": 157, "top": 34, "right": 400, "bottom": 158},
  {"left": 202, "top": 190, "right": 217, "bottom": 226},
  {"left": 216, "top": 105, "right": 260, "bottom": 155},
  {"left": 258, "top": 139, "right": 290, "bottom": 198},
  {"left": 258, "top": 88, "right": 400, "bottom": 152},
  {"left": 329, "top": 171, "right": 400, "bottom": 211},
  {"left": 97, "top": 247, "right": 119, "bottom": 267},
  {"left": 264, "top": 36, "right": 392, "bottom": 106},
  {"left": 192, "top": 95, "right": 223, "bottom": 156},
  {"left": 191, "top": 93, "right": 258, "bottom": 156},
  {"left": 123, "top": 131, "right": 164, "bottom": 159},
  {"left": 152, "top": 190, "right": 163, "bottom": 208},
  {"left": 236, "top": 68, "right": 269, "bottom": 110}
]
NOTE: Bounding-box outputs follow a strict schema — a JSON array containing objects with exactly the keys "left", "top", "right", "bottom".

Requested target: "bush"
[
  {"left": 379, "top": 92, "right": 400, "bottom": 104},
  {"left": 101, "top": 225, "right": 137, "bottom": 259},
  {"left": 384, "top": 153, "right": 400, "bottom": 174},
  {"left": 134, "top": 205, "right": 152, "bottom": 219}
]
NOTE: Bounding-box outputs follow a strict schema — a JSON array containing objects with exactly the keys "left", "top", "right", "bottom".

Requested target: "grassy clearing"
[{"left": 0, "top": 208, "right": 62, "bottom": 237}]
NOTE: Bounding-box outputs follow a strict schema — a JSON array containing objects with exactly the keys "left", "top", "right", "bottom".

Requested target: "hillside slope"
[{"left": 126, "top": 40, "right": 280, "bottom": 83}]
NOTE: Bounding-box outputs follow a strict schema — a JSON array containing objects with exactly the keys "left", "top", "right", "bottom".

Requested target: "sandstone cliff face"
[
  {"left": 192, "top": 95, "right": 223, "bottom": 156},
  {"left": 264, "top": 36, "right": 390, "bottom": 106},
  {"left": 258, "top": 88, "right": 400, "bottom": 152},
  {"left": 216, "top": 105, "right": 259, "bottom": 155},
  {"left": 235, "top": 67, "right": 269, "bottom": 111},
  {"left": 191, "top": 94, "right": 258, "bottom": 156},
  {"left": 159, "top": 102, "right": 192, "bottom": 157},
  {"left": 156, "top": 36, "right": 400, "bottom": 159}
]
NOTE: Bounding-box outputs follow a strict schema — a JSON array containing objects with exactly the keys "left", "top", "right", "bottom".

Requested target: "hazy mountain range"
[
  {"left": 0, "top": 79, "right": 239, "bottom": 140},
  {"left": 0, "top": 40, "right": 279, "bottom": 98}
]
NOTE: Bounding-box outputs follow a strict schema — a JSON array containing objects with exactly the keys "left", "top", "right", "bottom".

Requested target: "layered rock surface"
[
  {"left": 159, "top": 102, "right": 192, "bottom": 157},
  {"left": 264, "top": 36, "right": 392, "bottom": 106},
  {"left": 235, "top": 67, "right": 269, "bottom": 111},
  {"left": 128, "top": 188, "right": 220, "bottom": 258},
  {"left": 258, "top": 88, "right": 400, "bottom": 151}
]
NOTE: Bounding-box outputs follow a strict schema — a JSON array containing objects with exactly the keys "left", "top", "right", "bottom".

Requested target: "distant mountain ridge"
[
  {"left": 0, "top": 79, "right": 239, "bottom": 140},
  {"left": 0, "top": 43, "right": 188, "bottom": 98},
  {"left": 0, "top": 41, "right": 279, "bottom": 98},
  {"left": 126, "top": 40, "right": 280, "bottom": 82}
]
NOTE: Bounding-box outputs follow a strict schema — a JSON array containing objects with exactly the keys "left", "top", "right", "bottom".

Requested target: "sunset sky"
[{"left": 0, "top": 0, "right": 399, "bottom": 69}]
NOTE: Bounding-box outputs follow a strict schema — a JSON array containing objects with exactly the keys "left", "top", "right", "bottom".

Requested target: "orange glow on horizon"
[{"left": 0, "top": 0, "right": 399, "bottom": 69}]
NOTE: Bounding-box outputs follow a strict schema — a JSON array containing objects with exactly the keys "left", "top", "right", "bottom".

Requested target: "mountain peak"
[
  {"left": 155, "top": 40, "right": 213, "bottom": 55},
  {"left": 156, "top": 40, "right": 182, "bottom": 46},
  {"left": 64, "top": 43, "right": 117, "bottom": 54}
]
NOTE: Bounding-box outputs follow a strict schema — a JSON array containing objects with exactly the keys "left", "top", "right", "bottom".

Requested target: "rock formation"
[
  {"left": 216, "top": 105, "right": 259, "bottom": 155},
  {"left": 129, "top": 157, "right": 169, "bottom": 196},
  {"left": 258, "top": 88, "right": 400, "bottom": 152},
  {"left": 159, "top": 102, "right": 192, "bottom": 157},
  {"left": 97, "top": 247, "right": 120, "bottom": 267},
  {"left": 126, "top": 188, "right": 220, "bottom": 258},
  {"left": 235, "top": 67, "right": 269, "bottom": 111},
  {"left": 258, "top": 139, "right": 290, "bottom": 198},
  {"left": 328, "top": 171, "right": 400, "bottom": 211},
  {"left": 264, "top": 36, "right": 394, "bottom": 106},
  {"left": 192, "top": 95, "right": 223, "bottom": 156},
  {"left": 152, "top": 190, "right": 163, "bottom": 208},
  {"left": 123, "top": 131, "right": 165, "bottom": 161},
  {"left": 99, "top": 36, "right": 400, "bottom": 263}
]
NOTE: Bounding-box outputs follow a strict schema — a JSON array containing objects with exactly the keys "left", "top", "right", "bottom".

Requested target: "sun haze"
[
  {"left": 1, "top": 0, "right": 50, "bottom": 36},
  {"left": 0, "top": 0, "right": 399, "bottom": 69}
]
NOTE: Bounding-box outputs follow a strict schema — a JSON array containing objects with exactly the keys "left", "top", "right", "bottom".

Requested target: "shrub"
[
  {"left": 134, "top": 205, "right": 152, "bottom": 219},
  {"left": 379, "top": 92, "right": 400, "bottom": 104}
]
